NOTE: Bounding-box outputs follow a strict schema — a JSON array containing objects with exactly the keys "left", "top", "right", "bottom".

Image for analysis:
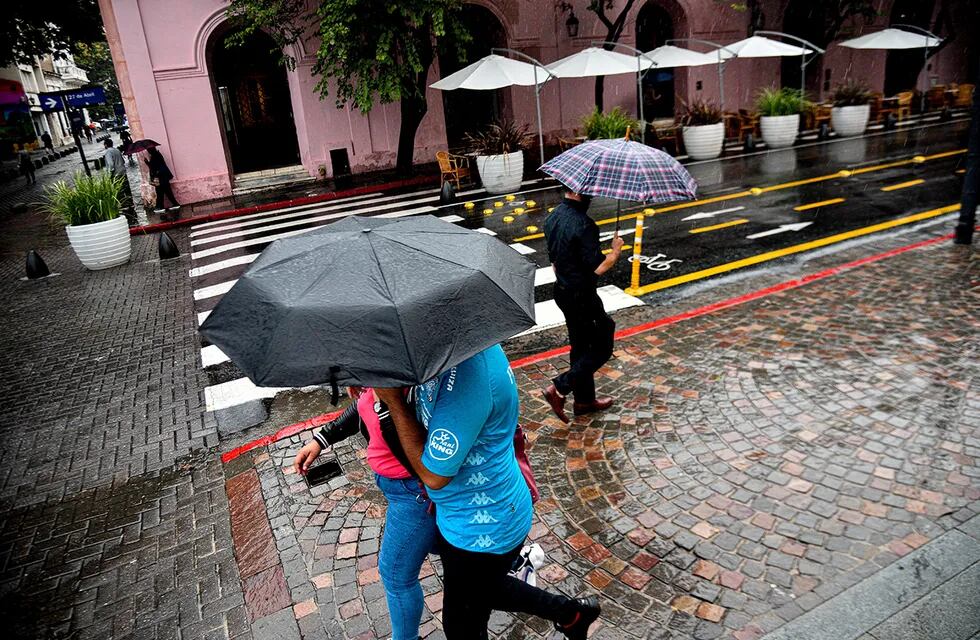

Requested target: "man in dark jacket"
[{"left": 541, "top": 192, "right": 623, "bottom": 423}]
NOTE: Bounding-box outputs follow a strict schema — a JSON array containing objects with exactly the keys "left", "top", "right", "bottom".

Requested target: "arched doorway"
[
  {"left": 884, "top": 0, "right": 935, "bottom": 97},
  {"left": 209, "top": 30, "right": 300, "bottom": 175},
  {"left": 438, "top": 4, "right": 508, "bottom": 149},
  {"left": 781, "top": 1, "right": 825, "bottom": 95},
  {"left": 636, "top": 3, "right": 675, "bottom": 119}
]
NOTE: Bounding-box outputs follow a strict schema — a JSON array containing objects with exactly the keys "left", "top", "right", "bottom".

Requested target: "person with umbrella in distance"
[
  {"left": 538, "top": 136, "right": 699, "bottom": 423},
  {"left": 292, "top": 386, "right": 436, "bottom": 640}
]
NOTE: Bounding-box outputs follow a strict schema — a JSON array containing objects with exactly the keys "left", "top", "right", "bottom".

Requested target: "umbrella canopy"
[
  {"left": 539, "top": 139, "right": 698, "bottom": 204},
  {"left": 837, "top": 28, "right": 941, "bottom": 50},
  {"left": 643, "top": 45, "right": 718, "bottom": 68},
  {"left": 430, "top": 54, "right": 545, "bottom": 90},
  {"left": 199, "top": 215, "right": 536, "bottom": 390},
  {"left": 123, "top": 139, "right": 159, "bottom": 155},
  {"left": 545, "top": 47, "right": 652, "bottom": 78},
  {"left": 716, "top": 35, "right": 814, "bottom": 59}
]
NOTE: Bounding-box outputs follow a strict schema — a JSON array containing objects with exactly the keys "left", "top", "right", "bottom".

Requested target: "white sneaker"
[
  {"left": 168, "top": 205, "right": 181, "bottom": 211},
  {"left": 153, "top": 208, "right": 165, "bottom": 214}
]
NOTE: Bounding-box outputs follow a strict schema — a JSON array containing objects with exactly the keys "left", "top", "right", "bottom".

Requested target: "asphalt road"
[{"left": 443, "top": 119, "right": 969, "bottom": 303}]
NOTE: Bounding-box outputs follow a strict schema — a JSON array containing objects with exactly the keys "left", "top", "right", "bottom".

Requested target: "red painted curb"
[
  {"left": 131, "top": 174, "right": 440, "bottom": 235},
  {"left": 219, "top": 229, "right": 956, "bottom": 464}
]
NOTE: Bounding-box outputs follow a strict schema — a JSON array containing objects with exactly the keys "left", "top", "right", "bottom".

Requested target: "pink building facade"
[{"left": 98, "top": 0, "right": 977, "bottom": 204}]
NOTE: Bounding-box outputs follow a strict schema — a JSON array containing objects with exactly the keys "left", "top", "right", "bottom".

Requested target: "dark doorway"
[
  {"left": 780, "top": 1, "right": 825, "bottom": 96},
  {"left": 636, "top": 3, "right": 674, "bottom": 118},
  {"left": 211, "top": 30, "right": 300, "bottom": 174},
  {"left": 884, "top": 0, "right": 935, "bottom": 97},
  {"left": 438, "top": 5, "right": 507, "bottom": 149}
]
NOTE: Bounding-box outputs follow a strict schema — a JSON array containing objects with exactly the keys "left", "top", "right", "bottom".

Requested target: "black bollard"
[
  {"left": 743, "top": 133, "right": 756, "bottom": 152},
  {"left": 159, "top": 232, "right": 181, "bottom": 260},
  {"left": 940, "top": 107, "right": 951, "bottom": 122},
  {"left": 884, "top": 113, "right": 897, "bottom": 130},
  {"left": 26, "top": 250, "right": 50, "bottom": 279},
  {"left": 818, "top": 123, "right": 829, "bottom": 140},
  {"left": 439, "top": 180, "right": 456, "bottom": 205}
]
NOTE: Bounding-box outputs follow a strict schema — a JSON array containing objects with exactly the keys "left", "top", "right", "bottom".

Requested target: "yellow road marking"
[
  {"left": 794, "top": 198, "right": 845, "bottom": 211},
  {"left": 602, "top": 245, "right": 632, "bottom": 254},
  {"left": 627, "top": 213, "right": 645, "bottom": 294},
  {"left": 629, "top": 204, "right": 959, "bottom": 296},
  {"left": 881, "top": 179, "right": 925, "bottom": 192},
  {"left": 689, "top": 218, "right": 750, "bottom": 234},
  {"left": 511, "top": 149, "right": 965, "bottom": 243}
]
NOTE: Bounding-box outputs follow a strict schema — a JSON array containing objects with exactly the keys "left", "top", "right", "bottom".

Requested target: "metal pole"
[
  {"left": 718, "top": 52, "right": 725, "bottom": 109},
  {"left": 590, "top": 42, "right": 656, "bottom": 143},
  {"left": 533, "top": 66, "right": 545, "bottom": 166},
  {"left": 753, "top": 31, "right": 825, "bottom": 96}
]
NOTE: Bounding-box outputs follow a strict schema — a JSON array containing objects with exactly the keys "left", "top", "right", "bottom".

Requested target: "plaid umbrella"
[{"left": 540, "top": 139, "right": 698, "bottom": 204}]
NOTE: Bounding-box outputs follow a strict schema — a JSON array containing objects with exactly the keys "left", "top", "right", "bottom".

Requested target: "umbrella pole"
[
  {"left": 718, "top": 52, "right": 726, "bottom": 110},
  {"left": 637, "top": 58, "right": 645, "bottom": 144},
  {"left": 616, "top": 200, "right": 621, "bottom": 233},
  {"left": 534, "top": 66, "right": 546, "bottom": 166}
]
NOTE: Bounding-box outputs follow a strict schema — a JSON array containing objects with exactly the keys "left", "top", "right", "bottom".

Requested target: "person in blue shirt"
[{"left": 375, "top": 344, "right": 600, "bottom": 640}]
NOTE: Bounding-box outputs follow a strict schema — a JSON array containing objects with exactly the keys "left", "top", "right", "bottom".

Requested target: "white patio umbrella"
[
  {"left": 716, "top": 35, "right": 815, "bottom": 59},
  {"left": 430, "top": 51, "right": 553, "bottom": 165},
  {"left": 545, "top": 47, "right": 652, "bottom": 78},
  {"left": 643, "top": 45, "right": 717, "bottom": 68},
  {"left": 838, "top": 27, "right": 943, "bottom": 112},
  {"left": 665, "top": 39, "right": 741, "bottom": 110}
]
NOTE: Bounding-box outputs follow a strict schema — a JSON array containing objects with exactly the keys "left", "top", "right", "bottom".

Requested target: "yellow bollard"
[
  {"left": 503, "top": 215, "right": 515, "bottom": 223},
  {"left": 464, "top": 201, "right": 475, "bottom": 209},
  {"left": 494, "top": 201, "right": 504, "bottom": 207},
  {"left": 526, "top": 225, "right": 538, "bottom": 233},
  {"left": 505, "top": 194, "right": 516, "bottom": 201},
  {"left": 625, "top": 213, "right": 645, "bottom": 295},
  {"left": 483, "top": 208, "right": 494, "bottom": 215}
]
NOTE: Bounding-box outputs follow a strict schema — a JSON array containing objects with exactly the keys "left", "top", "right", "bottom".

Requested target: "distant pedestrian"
[
  {"left": 119, "top": 130, "right": 135, "bottom": 166},
  {"left": 40, "top": 131, "right": 53, "bottom": 152},
  {"left": 541, "top": 191, "right": 623, "bottom": 423},
  {"left": 145, "top": 147, "right": 180, "bottom": 218},
  {"left": 104, "top": 139, "right": 135, "bottom": 225},
  {"left": 84, "top": 126, "right": 93, "bottom": 143},
  {"left": 18, "top": 150, "right": 36, "bottom": 186}
]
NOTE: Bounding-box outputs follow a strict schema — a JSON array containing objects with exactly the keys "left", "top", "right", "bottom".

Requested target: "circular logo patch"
[{"left": 428, "top": 428, "right": 460, "bottom": 461}]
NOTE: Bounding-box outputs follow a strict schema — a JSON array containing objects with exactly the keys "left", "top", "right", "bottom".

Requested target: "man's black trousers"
[{"left": 552, "top": 284, "right": 615, "bottom": 403}]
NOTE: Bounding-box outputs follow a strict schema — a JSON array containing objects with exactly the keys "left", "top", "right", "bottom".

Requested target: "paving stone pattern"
[
  {"left": 0, "top": 221, "right": 247, "bottom": 638},
  {"left": 238, "top": 238, "right": 978, "bottom": 639}
]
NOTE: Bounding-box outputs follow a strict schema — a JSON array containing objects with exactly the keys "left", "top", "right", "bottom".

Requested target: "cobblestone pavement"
[
  {"left": 0, "top": 220, "right": 249, "bottom": 638},
  {"left": 223, "top": 232, "right": 978, "bottom": 639}
]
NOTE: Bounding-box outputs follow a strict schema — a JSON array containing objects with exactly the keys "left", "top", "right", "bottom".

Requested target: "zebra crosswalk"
[{"left": 189, "top": 180, "right": 644, "bottom": 417}]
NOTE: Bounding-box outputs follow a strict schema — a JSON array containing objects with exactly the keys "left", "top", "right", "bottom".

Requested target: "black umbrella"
[
  {"left": 199, "top": 215, "right": 536, "bottom": 398},
  {"left": 123, "top": 139, "right": 159, "bottom": 155}
]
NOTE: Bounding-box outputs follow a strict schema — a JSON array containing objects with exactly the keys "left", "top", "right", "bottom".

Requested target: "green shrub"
[
  {"left": 464, "top": 121, "right": 533, "bottom": 156},
  {"left": 43, "top": 171, "right": 124, "bottom": 227},
  {"left": 681, "top": 99, "right": 723, "bottom": 127},
  {"left": 756, "top": 86, "right": 811, "bottom": 117},
  {"left": 830, "top": 80, "right": 872, "bottom": 107},
  {"left": 582, "top": 107, "right": 639, "bottom": 140}
]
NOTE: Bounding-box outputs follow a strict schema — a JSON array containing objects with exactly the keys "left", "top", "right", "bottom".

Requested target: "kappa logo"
[
  {"left": 465, "top": 472, "right": 490, "bottom": 486},
  {"left": 465, "top": 452, "right": 486, "bottom": 466},
  {"left": 469, "top": 492, "right": 497, "bottom": 506},
  {"left": 469, "top": 510, "right": 498, "bottom": 524},
  {"left": 472, "top": 535, "right": 496, "bottom": 549},
  {"left": 427, "top": 429, "right": 459, "bottom": 461}
]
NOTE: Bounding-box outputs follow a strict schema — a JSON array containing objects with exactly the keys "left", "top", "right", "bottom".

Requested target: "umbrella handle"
[{"left": 624, "top": 126, "right": 631, "bottom": 141}]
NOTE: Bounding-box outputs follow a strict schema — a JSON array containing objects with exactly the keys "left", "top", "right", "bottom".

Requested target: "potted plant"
[
  {"left": 464, "top": 121, "right": 533, "bottom": 195},
  {"left": 680, "top": 100, "right": 724, "bottom": 160},
  {"left": 756, "top": 87, "right": 809, "bottom": 149},
  {"left": 582, "top": 107, "right": 639, "bottom": 140},
  {"left": 44, "top": 171, "right": 132, "bottom": 270},
  {"left": 830, "top": 80, "right": 872, "bottom": 137}
]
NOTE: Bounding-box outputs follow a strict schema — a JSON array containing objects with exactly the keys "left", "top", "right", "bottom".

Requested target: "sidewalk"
[{"left": 220, "top": 225, "right": 978, "bottom": 639}]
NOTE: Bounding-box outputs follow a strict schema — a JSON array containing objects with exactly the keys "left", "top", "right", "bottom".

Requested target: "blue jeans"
[{"left": 376, "top": 474, "right": 437, "bottom": 640}]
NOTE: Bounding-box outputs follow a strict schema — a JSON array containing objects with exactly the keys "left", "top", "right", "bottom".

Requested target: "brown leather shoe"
[
  {"left": 542, "top": 384, "right": 570, "bottom": 423},
  {"left": 573, "top": 397, "right": 613, "bottom": 415}
]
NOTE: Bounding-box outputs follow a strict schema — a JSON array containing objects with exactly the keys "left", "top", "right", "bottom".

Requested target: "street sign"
[
  {"left": 63, "top": 87, "right": 106, "bottom": 108},
  {"left": 39, "top": 92, "right": 65, "bottom": 113}
]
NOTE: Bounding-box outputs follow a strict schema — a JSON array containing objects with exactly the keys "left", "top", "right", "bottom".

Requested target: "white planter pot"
[
  {"left": 831, "top": 104, "right": 870, "bottom": 137},
  {"left": 759, "top": 114, "right": 800, "bottom": 149},
  {"left": 65, "top": 216, "right": 132, "bottom": 270},
  {"left": 475, "top": 151, "right": 524, "bottom": 195},
  {"left": 681, "top": 123, "right": 725, "bottom": 160}
]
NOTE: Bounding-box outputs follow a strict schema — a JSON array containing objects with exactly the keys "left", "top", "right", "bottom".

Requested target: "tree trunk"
[
  {"left": 594, "top": 77, "right": 605, "bottom": 112},
  {"left": 396, "top": 91, "right": 427, "bottom": 175}
]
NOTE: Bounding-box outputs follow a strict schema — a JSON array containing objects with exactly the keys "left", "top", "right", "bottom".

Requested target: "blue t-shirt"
[{"left": 415, "top": 345, "right": 532, "bottom": 554}]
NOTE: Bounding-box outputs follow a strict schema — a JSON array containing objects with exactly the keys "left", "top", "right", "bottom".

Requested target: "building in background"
[{"left": 97, "top": 0, "right": 978, "bottom": 205}]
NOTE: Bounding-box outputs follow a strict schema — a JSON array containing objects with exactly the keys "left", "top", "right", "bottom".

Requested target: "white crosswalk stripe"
[{"left": 189, "top": 182, "right": 643, "bottom": 415}]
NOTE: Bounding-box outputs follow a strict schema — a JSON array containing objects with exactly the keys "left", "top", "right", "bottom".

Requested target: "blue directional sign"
[
  {"left": 64, "top": 87, "right": 106, "bottom": 108},
  {"left": 38, "top": 92, "right": 65, "bottom": 113}
]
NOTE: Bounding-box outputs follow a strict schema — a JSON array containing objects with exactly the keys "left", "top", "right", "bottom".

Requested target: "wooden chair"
[
  {"left": 894, "top": 91, "right": 914, "bottom": 120},
  {"left": 925, "top": 86, "right": 946, "bottom": 111},
  {"left": 651, "top": 122, "right": 682, "bottom": 156},
  {"left": 436, "top": 151, "right": 470, "bottom": 189},
  {"left": 737, "top": 109, "right": 759, "bottom": 142},
  {"left": 954, "top": 84, "right": 975, "bottom": 108},
  {"left": 813, "top": 104, "right": 832, "bottom": 130},
  {"left": 557, "top": 137, "right": 580, "bottom": 152}
]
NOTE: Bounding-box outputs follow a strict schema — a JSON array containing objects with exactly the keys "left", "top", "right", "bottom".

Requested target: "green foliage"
[
  {"left": 830, "top": 80, "right": 872, "bottom": 107},
  {"left": 681, "top": 99, "right": 723, "bottom": 127},
  {"left": 72, "top": 42, "right": 121, "bottom": 120},
  {"left": 464, "top": 121, "right": 533, "bottom": 156},
  {"left": 43, "top": 171, "right": 124, "bottom": 227},
  {"left": 0, "top": 0, "right": 104, "bottom": 67},
  {"left": 756, "top": 87, "right": 811, "bottom": 117},
  {"left": 582, "top": 107, "right": 639, "bottom": 140}
]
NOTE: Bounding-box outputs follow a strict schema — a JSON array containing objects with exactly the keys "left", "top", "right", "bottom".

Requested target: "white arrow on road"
[
  {"left": 746, "top": 222, "right": 813, "bottom": 239},
  {"left": 598, "top": 228, "right": 637, "bottom": 242},
  {"left": 682, "top": 206, "right": 745, "bottom": 221},
  {"left": 43, "top": 97, "right": 59, "bottom": 110}
]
